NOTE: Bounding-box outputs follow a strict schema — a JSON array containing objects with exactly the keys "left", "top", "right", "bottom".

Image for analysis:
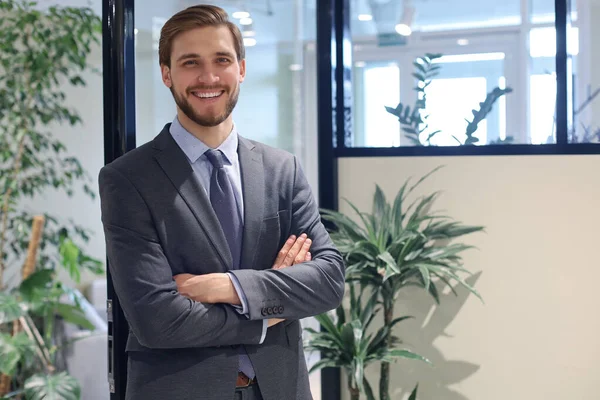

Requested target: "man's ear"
[
  {"left": 161, "top": 64, "right": 172, "bottom": 88},
  {"left": 239, "top": 59, "right": 246, "bottom": 83}
]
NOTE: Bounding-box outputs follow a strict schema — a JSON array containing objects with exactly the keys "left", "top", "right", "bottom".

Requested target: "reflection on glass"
[
  {"left": 530, "top": 74, "right": 557, "bottom": 144},
  {"left": 354, "top": 62, "right": 400, "bottom": 147},
  {"left": 426, "top": 77, "right": 488, "bottom": 146}
]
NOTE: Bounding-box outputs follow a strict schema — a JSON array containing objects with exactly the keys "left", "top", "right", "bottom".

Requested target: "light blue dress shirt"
[{"left": 170, "top": 116, "right": 268, "bottom": 343}]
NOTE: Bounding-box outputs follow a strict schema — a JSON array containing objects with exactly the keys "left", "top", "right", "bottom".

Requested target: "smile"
[{"left": 191, "top": 91, "right": 224, "bottom": 99}]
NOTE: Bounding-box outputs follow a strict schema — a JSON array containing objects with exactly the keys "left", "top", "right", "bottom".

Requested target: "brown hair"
[{"left": 158, "top": 4, "right": 245, "bottom": 67}]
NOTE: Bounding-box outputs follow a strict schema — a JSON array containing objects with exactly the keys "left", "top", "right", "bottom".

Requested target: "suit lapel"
[
  {"left": 152, "top": 125, "right": 232, "bottom": 271},
  {"left": 238, "top": 137, "right": 264, "bottom": 270}
]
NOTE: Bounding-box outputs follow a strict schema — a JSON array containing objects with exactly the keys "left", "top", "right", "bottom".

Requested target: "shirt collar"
[{"left": 169, "top": 116, "right": 239, "bottom": 165}]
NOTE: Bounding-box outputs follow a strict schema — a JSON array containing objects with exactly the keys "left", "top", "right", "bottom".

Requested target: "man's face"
[{"left": 161, "top": 26, "right": 245, "bottom": 127}]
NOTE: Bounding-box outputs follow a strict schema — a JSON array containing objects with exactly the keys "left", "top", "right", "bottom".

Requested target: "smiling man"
[{"left": 98, "top": 4, "right": 345, "bottom": 400}]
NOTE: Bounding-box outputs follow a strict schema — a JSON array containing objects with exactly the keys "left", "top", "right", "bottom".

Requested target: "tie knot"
[{"left": 205, "top": 149, "right": 225, "bottom": 168}]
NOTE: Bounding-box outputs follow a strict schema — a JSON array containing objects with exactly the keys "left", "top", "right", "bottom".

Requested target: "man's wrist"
[{"left": 221, "top": 273, "right": 241, "bottom": 305}]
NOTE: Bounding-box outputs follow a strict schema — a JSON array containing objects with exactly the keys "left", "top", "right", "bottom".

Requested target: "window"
[{"left": 347, "top": 0, "right": 597, "bottom": 149}]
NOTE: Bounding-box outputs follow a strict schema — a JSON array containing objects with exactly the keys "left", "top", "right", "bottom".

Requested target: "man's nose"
[{"left": 196, "top": 67, "right": 219, "bottom": 85}]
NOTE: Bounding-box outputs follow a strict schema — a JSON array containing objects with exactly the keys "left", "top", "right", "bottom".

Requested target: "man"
[{"left": 98, "top": 4, "right": 345, "bottom": 400}]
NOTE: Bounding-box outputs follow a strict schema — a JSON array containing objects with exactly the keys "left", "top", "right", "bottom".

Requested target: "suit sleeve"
[
  {"left": 99, "top": 164, "right": 264, "bottom": 349},
  {"left": 229, "top": 156, "right": 346, "bottom": 321}
]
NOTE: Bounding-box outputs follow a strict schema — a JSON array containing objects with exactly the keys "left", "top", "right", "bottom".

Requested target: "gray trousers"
[{"left": 233, "top": 383, "right": 263, "bottom": 400}]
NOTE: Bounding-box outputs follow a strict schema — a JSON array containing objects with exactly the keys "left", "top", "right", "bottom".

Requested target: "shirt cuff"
[
  {"left": 227, "top": 272, "right": 249, "bottom": 316},
  {"left": 259, "top": 319, "right": 268, "bottom": 344}
]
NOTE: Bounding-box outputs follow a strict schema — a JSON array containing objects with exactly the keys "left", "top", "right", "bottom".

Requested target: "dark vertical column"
[
  {"left": 555, "top": 0, "right": 569, "bottom": 144},
  {"left": 102, "top": 0, "right": 136, "bottom": 399},
  {"left": 316, "top": 0, "right": 352, "bottom": 399}
]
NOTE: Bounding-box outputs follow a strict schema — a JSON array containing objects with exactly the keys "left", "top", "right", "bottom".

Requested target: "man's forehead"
[{"left": 173, "top": 26, "right": 236, "bottom": 52}]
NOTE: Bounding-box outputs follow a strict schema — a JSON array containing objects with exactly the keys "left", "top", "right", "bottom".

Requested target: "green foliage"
[
  {"left": 24, "top": 372, "right": 80, "bottom": 400},
  {"left": 321, "top": 166, "right": 484, "bottom": 304},
  {"left": 307, "top": 167, "right": 484, "bottom": 399},
  {"left": 0, "top": 0, "right": 103, "bottom": 398},
  {"left": 304, "top": 285, "right": 430, "bottom": 399},
  {"left": 385, "top": 53, "right": 443, "bottom": 146},
  {"left": 385, "top": 54, "right": 513, "bottom": 146}
]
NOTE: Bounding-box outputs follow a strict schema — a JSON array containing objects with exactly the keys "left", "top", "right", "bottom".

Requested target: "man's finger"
[
  {"left": 272, "top": 235, "right": 296, "bottom": 268},
  {"left": 282, "top": 234, "right": 307, "bottom": 267},
  {"left": 293, "top": 238, "right": 312, "bottom": 265},
  {"left": 305, "top": 252, "right": 311, "bottom": 262},
  {"left": 173, "top": 273, "right": 194, "bottom": 286}
]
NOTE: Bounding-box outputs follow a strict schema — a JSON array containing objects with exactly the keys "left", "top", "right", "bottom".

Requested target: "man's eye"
[
  {"left": 217, "top": 58, "right": 230, "bottom": 64},
  {"left": 184, "top": 60, "right": 197, "bottom": 65}
]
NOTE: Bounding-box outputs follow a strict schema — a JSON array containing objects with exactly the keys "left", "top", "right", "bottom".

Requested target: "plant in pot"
[
  {"left": 304, "top": 282, "right": 427, "bottom": 400},
  {"left": 306, "top": 166, "right": 484, "bottom": 399},
  {"left": 0, "top": 1, "right": 103, "bottom": 398}
]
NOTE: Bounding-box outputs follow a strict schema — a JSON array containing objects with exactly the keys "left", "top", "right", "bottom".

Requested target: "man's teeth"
[{"left": 193, "top": 91, "right": 222, "bottom": 98}]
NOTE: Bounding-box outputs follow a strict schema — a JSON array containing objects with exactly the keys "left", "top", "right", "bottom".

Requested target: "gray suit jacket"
[{"left": 98, "top": 124, "right": 345, "bottom": 400}]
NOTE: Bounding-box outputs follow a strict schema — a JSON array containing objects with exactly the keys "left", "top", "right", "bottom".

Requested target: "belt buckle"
[{"left": 237, "top": 372, "right": 254, "bottom": 388}]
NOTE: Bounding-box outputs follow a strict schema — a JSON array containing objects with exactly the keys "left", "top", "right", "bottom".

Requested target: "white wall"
[{"left": 338, "top": 155, "right": 600, "bottom": 400}]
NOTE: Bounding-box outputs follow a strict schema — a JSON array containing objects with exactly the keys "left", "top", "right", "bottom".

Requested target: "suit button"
[
  {"left": 267, "top": 307, "right": 273, "bottom": 315},
  {"left": 278, "top": 306, "right": 284, "bottom": 314},
  {"left": 261, "top": 307, "right": 267, "bottom": 316}
]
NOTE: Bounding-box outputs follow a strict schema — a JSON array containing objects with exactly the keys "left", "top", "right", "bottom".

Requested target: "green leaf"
[
  {"left": 59, "top": 237, "right": 81, "bottom": 283},
  {"left": 418, "top": 266, "right": 430, "bottom": 291},
  {"left": 308, "top": 358, "right": 340, "bottom": 374},
  {"left": 363, "top": 377, "right": 376, "bottom": 400},
  {"left": 377, "top": 252, "right": 399, "bottom": 280},
  {"left": 54, "top": 303, "right": 95, "bottom": 330},
  {"left": 0, "top": 333, "right": 21, "bottom": 375},
  {"left": 0, "top": 332, "right": 36, "bottom": 375},
  {"left": 0, "top": 292, "right": 26, "bottom": 324},
  {"left": 409, "top": 384, "right": 419, "bottom": 400},
  {"left": 24, "top": 372, "right": 81, "bottom": 400},
  {"left": 385, "top": 349, "right": 431, "bottom": 364},
  {"left": 19, "top": 268, "right": 54, "bottom": 300}
]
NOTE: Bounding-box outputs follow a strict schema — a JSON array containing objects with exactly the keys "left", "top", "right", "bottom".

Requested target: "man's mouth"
[{"left": 190, "top": 90, "right": 225, "bottom": 99}]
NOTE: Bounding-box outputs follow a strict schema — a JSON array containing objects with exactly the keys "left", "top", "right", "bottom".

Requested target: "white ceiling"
[{"left": 39, "top": 0, "right": 558, "bottom": 45}]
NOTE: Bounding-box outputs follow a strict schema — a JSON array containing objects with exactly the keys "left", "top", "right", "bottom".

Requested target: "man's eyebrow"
[
  {"left": 176, "top": 53, "right": 201, "bottom": 62},
  {"left": 216, "top": 51, "right": 236, "bottom": 59}
]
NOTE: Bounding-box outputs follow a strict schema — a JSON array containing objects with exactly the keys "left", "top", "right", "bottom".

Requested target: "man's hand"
[
  {"left": 173, "top": 234, "right": 313, "bottom": 328},
  {"left": 173, "top": 273, "right": 240, "bottom": 305},
  {"left": 272, "top": 233, "right": 312, "bottom": 270},
  {"left": 267, "top": 234, "right": 313, "bottom": 328}
]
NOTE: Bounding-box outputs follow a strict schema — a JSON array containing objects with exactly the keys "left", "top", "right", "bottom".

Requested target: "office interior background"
[{"left": 1, "top": 0, "right": 599, "bottom": 399}]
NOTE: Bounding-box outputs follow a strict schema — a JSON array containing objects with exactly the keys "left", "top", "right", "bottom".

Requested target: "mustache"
[{"left": 187, "top": 85, "right": 226, "bottom": 93}]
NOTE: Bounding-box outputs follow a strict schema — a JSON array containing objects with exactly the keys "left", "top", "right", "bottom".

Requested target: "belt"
[{"left": 236, "top": 371, "right": 256, "bottom": 388}]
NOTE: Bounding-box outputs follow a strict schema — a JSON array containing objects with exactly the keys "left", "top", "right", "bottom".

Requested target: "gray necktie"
[{"left": 205, "top": 149, "right": 255, "bottom": 380}]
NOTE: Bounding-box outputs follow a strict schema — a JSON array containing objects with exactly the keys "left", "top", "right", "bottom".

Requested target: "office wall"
[{"left": 337, "top": 155, "right": 600, "bottom": 400}]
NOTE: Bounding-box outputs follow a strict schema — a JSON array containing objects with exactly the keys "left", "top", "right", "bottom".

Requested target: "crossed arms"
[{"left": 98, "top": 157, "right": 345, "bottom": 350}]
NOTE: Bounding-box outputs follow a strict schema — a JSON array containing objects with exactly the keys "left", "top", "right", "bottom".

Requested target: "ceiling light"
[
  {"left": 134, "top": 28, "right": 138, "bottom": 35},
  {"left": 240, "top": 17, "right": 253, "bottom": 26},
  {"left": 457, "top": 38, "right": 469, "bottom": 46},
  {"left": 358, "top": 14, "right": 373, "bottom": 21},
  {"left": 243, "top": 37, "right": 256, "bottom": 47},
  {"left": 289, "top": 64, "right": 303, "bottom": 71},
  {"left": 354, "top": 61, "right": 366, "bottom": 68},
  {"left": 395, "top": 24, "right": 412, "bottom": 36},
  {"left": 395, "top": 2, "right": 416, "bottom": 36},
  {"left": 232, "top": 11, "right": 250, "bottom": 19}
]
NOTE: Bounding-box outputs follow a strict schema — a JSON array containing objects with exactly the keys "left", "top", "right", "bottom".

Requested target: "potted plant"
[
  {"left": 306, "top": 166, "right": 484, "bottom": 399},
  {"left": 0, "top": 1, "right": 103, "bottom": 398}
]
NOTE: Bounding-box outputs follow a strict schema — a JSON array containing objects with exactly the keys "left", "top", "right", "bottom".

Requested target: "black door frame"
[{"left": 101, "top": 0, "right": 349, "bottom": 399}]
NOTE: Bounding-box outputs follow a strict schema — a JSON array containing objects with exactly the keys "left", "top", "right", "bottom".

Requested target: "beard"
[{"left": 171, "top": 84, "right": 240, "bottom": 127}]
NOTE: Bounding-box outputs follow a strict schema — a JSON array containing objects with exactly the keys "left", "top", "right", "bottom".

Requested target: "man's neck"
[{"left": 177, "top": 111, "right": 233, "bottom": 149}]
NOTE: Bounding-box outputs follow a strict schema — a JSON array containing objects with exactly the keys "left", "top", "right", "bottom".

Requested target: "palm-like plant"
[
  {"left": 318, "top": 166, "right": 484, "bottom": 400},
  {"left": 304, "top": 284, "right": 427, "bottom": 400}
]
